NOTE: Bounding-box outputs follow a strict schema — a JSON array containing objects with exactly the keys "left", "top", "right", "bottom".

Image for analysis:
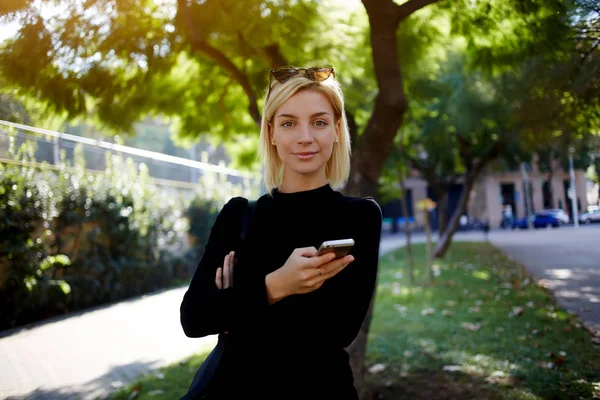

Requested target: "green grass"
[
  {"left": 109, "top": 242, "right": 600, "bottom": 400},
  {"left": 367, "top": 242, "right": 600, "bottom": 399},
  {"left": 108, "top": 349, "right": 211, "bottom": 400}
]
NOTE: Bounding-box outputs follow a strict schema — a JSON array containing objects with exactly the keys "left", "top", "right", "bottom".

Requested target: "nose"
[{"left": 296, "top": 124, "right": 314, "bottom": 144}]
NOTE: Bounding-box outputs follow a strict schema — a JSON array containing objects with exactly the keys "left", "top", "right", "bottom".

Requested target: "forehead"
[{"left": 277, "top": 89, "right": 334, "bottom": 117}]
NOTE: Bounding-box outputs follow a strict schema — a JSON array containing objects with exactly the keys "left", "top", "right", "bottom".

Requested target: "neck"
[{"left": 278, "top": 170, "right": 328, "bottom": 193}]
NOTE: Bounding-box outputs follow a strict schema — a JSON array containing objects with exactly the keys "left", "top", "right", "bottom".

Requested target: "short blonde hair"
[{"left": 259, "top": 72, "right": 351, "bottom": 194}]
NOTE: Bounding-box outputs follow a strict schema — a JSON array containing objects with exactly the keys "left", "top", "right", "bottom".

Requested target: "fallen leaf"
[
  {"left": 111, "top": 381, "right": 125, "bottom": 389},
  {"left": 509, "top": 307, "right": 524, "bottom": 318},
  {"left": 461, "top": 322, "right": 481, "bottom": 331},
  {"left": 441, "top": 310, "right": 454, "bottom": 317},
  {"left": 443, "top": 365, "right": 462, "bottom": 372},
  {"left": 421, "top": 307, "right": 435, "bottom": 316},
  {"left": 128, "top": 386, "right": 141, "bottom": 400},
  {"left": 536, "top": 361, "right": 554, "bottom": 369},
  {"left": 527, "top": 301, "right": 535, "bottom": 308},
  {"left": 369, "top": 363, "right": 387, "bottom": 374},
  {"left": 403, "top": 351, "right": 414, "bottom": 357},
  {"left": 148, "top": 390, "right": 165, "bottom": 396},
  {"left": 394, "top": 304, "right": 408, "bottom": 313},
  {"left": 496, "top": 327, "right": 505, "bottom": 332},
  {"left": 446, "top": 300, "right": 457, "bottom": 307},
  {"left": 468, "top": 307, "right": 480, "bottom": 313}
]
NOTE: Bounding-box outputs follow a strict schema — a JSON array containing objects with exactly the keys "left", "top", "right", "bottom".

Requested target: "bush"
[
  {"left": 0, "top": 133, "right": 260, "bottom": 330},
  {"left": 0, "top": 137, "right": 198, "bottom": 329}
]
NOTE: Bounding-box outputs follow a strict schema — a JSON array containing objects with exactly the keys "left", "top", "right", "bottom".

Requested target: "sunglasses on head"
[{"left": 266, "top": 66, "right": 335, "bottom": 101}]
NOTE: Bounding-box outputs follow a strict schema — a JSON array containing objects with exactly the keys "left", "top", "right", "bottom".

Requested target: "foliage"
[
  {"left": 0, "top": 136, "right": 72, "bottom": 328},
  {"left": 0, "top": 135, "right": 230, "bottom": 330}
]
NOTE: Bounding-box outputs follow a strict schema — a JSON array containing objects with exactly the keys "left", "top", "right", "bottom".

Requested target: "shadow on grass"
[{"left": 369, "top": 370, "right": 505, "bottom": 400}]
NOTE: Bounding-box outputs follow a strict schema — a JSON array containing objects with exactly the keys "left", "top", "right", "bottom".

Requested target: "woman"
[{"left": 180, "top": 66, "right": 382, "bottom": 399}]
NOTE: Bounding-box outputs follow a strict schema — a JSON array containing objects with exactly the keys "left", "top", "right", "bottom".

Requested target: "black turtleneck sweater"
[{"left": 180, "top": 184, "right": 382, "bottom": 399}]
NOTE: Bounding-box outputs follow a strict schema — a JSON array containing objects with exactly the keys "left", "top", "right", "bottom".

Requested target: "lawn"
[{"left": 110, "top": 242, "right": 600, "bottom": 400}]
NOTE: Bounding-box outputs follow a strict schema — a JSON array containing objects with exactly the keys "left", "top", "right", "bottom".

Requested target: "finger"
[
  {"left": 321, "top": 255, "right": 354, "bottom": 277},
  {"left": 307, "top": 251, "right": 337, "bottom": 267},
  {"left": 229, "top": 251, "right": 235, "bottom": 287},
  {"left": 224, "top": 253, "right": 231, "bottom": 288},
  {"left": 216, "top": 267, "right": 223, "bottom": 289},
  {"left": 295, "top": 246, "right": 318, "bottom": 258}
]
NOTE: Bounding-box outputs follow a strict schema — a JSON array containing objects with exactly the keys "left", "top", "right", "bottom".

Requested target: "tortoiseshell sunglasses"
[{"left": 266, "top": 66, "right": 335, "bottom": 101}]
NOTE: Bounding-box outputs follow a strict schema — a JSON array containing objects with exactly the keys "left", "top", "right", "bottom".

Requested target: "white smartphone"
[{"left": 316, "top": 238, "right": 355, "bottom": 258}]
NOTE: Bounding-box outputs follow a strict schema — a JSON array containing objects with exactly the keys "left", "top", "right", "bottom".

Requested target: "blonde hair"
[{"left": 258, "top": 73, "right": 351, "bottom": 194}]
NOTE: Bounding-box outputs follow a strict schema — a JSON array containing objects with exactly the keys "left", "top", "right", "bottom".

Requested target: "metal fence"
[{"left": 0, "top": 120, "right": 262, "bottom": 200}]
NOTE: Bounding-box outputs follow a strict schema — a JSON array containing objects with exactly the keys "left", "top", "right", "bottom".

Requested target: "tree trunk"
[
  {"left": 344, "top": 3, "right": 407, "bottom": 199},
  {"left": 345, "top": 2, "right": 440, "bottom": 397},
  {"left": 546, "top": 149, "right": 554, "bottom": 208},
  {"left": 437, "top": 190, "right": 449, "bottom": 236},
  {"left": 433, "top": 172, "right": 478, "bottom": 258},
  {"left": 399, "top": 180, "right": 414, "bottom": 283}
]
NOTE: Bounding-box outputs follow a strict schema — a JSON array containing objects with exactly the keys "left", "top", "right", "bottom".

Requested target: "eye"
[
  {"left": 315, "top": 120, "right": 328, "bottom": 127},
  {"left": 281, "top": 121, "right": 294, "bottom": 128}
]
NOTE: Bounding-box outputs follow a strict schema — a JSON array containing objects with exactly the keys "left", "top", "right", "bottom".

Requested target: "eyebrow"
[{"left": 276, "top": 112, "right": 331, "bottom": 119}]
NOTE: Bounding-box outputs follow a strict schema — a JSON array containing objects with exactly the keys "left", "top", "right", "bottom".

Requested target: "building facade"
[{"left": 381, "top": 168, "right": 589, "bottom": 231}]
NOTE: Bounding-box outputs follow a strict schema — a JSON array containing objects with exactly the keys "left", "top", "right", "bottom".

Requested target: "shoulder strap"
[{"left": 240, "top": 199, "right": 257, "bottom": 242}]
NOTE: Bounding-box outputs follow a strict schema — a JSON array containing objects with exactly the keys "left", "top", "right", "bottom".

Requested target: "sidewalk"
[{"left": 0, "top": 288, "right": 217, "bottom": 400}]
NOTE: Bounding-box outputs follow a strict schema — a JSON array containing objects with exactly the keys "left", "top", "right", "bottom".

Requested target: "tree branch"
[
  {"left": 581, "top": 38, "right": 600, "bottom": 64},
  {"left": 261, "top": 44, "right": 288, "bottom": 68},
  {"left": 395, "top": 0, "right": 440, "bottom": 23},
  {"left": 176, "top": 0, "right": 261, "bottom": 125}
]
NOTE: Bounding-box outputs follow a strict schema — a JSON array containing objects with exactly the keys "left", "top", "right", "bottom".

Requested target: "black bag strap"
[{"left": 240, "top": 199, "right": 257, "bottom": 243}]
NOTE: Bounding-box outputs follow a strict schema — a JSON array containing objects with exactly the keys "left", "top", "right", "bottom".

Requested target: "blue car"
[{"left": 512, "top": 209, "right": 569, "bottom": 229}]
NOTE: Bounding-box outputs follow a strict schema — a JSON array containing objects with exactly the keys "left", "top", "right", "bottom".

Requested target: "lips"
[{"left": 294, "top": 151, "right": 317, "bottom": 160}]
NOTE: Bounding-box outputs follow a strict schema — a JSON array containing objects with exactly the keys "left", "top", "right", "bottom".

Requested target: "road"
[{"left": 488, "top": 224, "right": 600, "bottom": 335}]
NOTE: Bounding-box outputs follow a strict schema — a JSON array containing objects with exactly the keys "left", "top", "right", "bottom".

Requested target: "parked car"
[
  {"left": 512, "top": 209, "right": 568, "bottom": 229},
  {"left": 538, "top": 209, "right": 570, "bottom": 225},
  {"left": 579, "top": 208, "right": 600, "bottom": 224}
]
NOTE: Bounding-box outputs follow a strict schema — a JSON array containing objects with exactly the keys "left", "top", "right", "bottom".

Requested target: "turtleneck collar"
[{"left": 270, "top": 183, "right": 336, "bottom": 205}]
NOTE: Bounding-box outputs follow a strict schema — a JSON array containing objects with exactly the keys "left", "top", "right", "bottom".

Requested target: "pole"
[
  {"left": 423, "top": 204, "right": 433, "bottom": 283},
  {"left": 569, "top": 150, "right": 579, "bottom": 228}
]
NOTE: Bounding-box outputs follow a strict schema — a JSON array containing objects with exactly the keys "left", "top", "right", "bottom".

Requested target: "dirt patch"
[{"left": 369, "top": 371, "right": 505, "bottom": 400}]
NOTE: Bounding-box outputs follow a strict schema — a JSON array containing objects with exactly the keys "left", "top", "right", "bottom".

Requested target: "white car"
[{"left": 579, "top": 208, "right": 600, "bottom": 224}]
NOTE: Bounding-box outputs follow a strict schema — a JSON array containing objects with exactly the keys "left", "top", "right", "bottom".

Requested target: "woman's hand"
[
  {"left": 215, "top": 250, "right": 235, "bottom": 289},
  {"left": 266, "top": 247, "right": 354, "bottom": 304}
]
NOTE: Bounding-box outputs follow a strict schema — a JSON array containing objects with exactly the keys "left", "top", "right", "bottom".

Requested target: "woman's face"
[{"left": 269, "top": 89, "right": 340, "bottom": 182}]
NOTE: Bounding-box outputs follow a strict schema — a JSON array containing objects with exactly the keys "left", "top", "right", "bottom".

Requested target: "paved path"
[
  {"left": 488, "top": 224, "right": 600, "bottom": 335},
  {"left": 2, "top": 226, "right": 597, "bottom": 399},
  {"left": 0, "top": 288, "right": 218, "bottom": 400}
]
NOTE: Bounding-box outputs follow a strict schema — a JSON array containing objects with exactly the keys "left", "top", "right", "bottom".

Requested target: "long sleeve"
[
  {"left": 271, "top": 198, "right": 382, "bottom": 349},
  {"left": 180, "top": 197, "right": 269, "bottom": 338}
]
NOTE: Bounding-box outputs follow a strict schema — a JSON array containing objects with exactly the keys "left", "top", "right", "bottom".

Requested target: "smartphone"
[{"left": 316, "top": 238, "right": 355, "bottom": 258}]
